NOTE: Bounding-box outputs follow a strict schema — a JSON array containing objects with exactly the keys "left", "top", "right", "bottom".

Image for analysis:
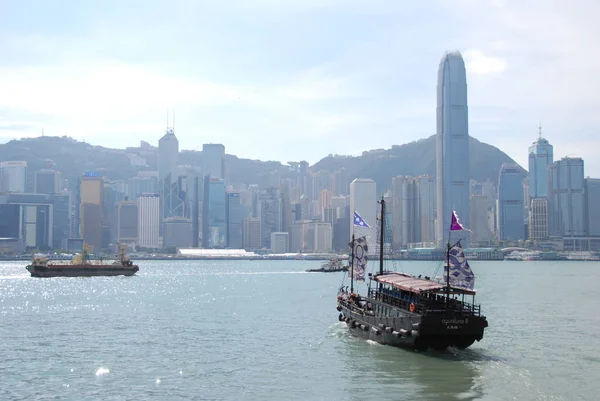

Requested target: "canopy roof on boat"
[{"left": 374, "top": 272, "right": 476, "bottom": 295}]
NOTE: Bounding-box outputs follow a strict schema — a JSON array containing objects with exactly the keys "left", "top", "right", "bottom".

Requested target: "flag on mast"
[
  {"left": 444, "top": 240, "right": 475, "bottom": 289},
  {"left": 450, "top": 210, "right": 465, "bottom": 231},
  {"left": 353, "top": 211, "right": 370, "bottom": 228}
]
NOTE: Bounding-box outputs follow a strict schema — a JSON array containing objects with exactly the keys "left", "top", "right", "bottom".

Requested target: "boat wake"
[{"left": 203, "top": 271, "right": 309, "bottom": 276}]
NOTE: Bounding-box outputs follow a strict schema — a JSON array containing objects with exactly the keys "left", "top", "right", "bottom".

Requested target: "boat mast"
[
  {"left": 350, "top": 233, "right": 355, "bottom": 293},
  {"left": 446, "top": 241, "right": 451, "bottom": 306},
  {"left": 379, "top": 197, "right": 385, "bottom": 276}
]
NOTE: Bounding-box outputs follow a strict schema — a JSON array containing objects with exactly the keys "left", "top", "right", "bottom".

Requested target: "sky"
[{"left": 0, "top": 0, "right": 599, "bottom": 175}]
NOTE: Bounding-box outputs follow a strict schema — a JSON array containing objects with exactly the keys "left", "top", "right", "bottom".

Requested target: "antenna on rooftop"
[
  {"left": 166, "top": 109, "right": 174, "bottom": 135},
  {"left": 538, "top": 121, "right": 542, "bottom": 139}
]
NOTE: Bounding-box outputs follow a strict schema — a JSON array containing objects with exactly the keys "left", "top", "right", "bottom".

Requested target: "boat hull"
[
  {"left": 338, "top": 299, "right": 487, "bottom": 351},
  {"left": 26, "top": 264, "right": 139, "bottom": 278}
]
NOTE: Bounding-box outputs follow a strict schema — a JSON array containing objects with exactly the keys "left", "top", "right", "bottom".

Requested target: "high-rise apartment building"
[
  {"left": 436, "top": 51, "right": 470, "bottom": 246},
  {"left": 586, "top": 178, "right": 600, "bottom": 237},
  {"left": 332, "top": 168, "right": 349, "bottom": 197},
  {"left": 259, "top": 188, "right": 282, "bottom": 249}
]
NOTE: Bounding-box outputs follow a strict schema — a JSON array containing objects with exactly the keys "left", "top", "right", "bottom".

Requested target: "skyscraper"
[
  {"left": 470, "top": 196, "right": 493, "bottom": 245},
  {"left": 35, "top": 169, "right": 60, "bottom": 194},
  {"left": 528, "top": 126, "right": 553, "bottom": 199},
  {"left": 116, "top": 200, "right": 138, "bottom": 245},
  {"left": 436, "top": 51, "right": 470, "bottom": 246},
  {"left": 0, "top": 161, "right": 27, "bottom": 193},
  {"left": 586, "top": 178, "right": 600, "bottom": 237},
  {"left": 497, "top": 164, "right": 525, "bottom": 241},
  {"left": 202, "top": 144, "right": 225, "bottom": 180},
  {"left": 137, "top": 193, "right": 160, "bottom": 249},
  {"left": 548, "top": 157, "right": 586, "bottom": 237},
  {"left": 529, "top": 198, "right": 548, "bottom": 240},
  {"left": 158, "top": 127, "right": 185, "bottom": 220},
  {"left": 259, "top": 188, "right": 282, "bottom": 249},
  {"left": 349, "top": 178, "right": 376, "bottom": 249},
  {"left": 391, "top": 176, "right": 420, "bottom": 249},
  {"left": 202, "top": 176, "right": 226, "bottom": 248},
  {"left": 226, "top": 192, "right": 243, "bottom": 248},
  {"left": 418, "top": 175, "right": 436, "bottom": 244},
  {"left": 79, "top": 172, "right": 104, "bottom": 252},
  {"left": 51, "top": 191, "right": 71, "bottom": 249}
]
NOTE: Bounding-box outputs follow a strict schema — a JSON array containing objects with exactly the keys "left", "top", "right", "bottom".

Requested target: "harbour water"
[{"left": 1, "top": 259, "right": 599, "bottom": 400}]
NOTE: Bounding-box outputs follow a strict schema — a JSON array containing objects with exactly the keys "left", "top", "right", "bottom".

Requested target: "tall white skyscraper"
[
  {"left": 349, "top": 178, "right": 376, "bottom": 250},
  {"left": 436, "top": 51, "right": 470, "bottom": 246},
  {"left": 138, "top": 193, "right": 160, "bottom": 248},
  {"left": 0, "top": 161, "right": 27, "bottom": 193}
]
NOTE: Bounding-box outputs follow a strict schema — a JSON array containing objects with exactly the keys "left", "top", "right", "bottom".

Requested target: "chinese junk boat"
[
  {"left": 26, "top": 244, "right": 139, "bottom": 278},
  {"left": 306, "top": 258, "right": 348, "bottom": 273},
  {"left": 336, "top": 199, "right": 488, "bottom": 351}
]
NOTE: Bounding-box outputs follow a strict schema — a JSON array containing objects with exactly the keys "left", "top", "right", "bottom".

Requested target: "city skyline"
[{"left": 1, "top": 1, "right": 599, "bottom": 175}]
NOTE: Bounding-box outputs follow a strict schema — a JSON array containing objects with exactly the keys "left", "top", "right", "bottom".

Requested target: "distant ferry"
[
  {"left": 306, "top": 258, "right": 348, "bottom": 273},
  {"left": 336, "top": 200, "right": 488, "bottom": 351},
  {"left": 26, "top": 244, "right": 139, "bottom": 278}
]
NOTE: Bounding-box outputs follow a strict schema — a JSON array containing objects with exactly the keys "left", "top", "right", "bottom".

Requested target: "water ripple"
[{"left": 0, "top": 260, "right": 598, "bottom": 400}]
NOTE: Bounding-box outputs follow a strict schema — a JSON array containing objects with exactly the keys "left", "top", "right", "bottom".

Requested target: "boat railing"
[
  {"left": 369, "top": 289, "right": 481, "bottom": 316},
  {"left": 369, "top": 289, "right": 425, "bottom": 314}
]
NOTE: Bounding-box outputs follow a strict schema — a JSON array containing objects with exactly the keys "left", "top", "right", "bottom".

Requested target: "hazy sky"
[{"left": 1, "top": 0, "right": 598, "bottom": 174}]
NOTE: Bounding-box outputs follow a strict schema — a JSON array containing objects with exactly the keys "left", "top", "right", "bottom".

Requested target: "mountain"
[
  {"left": 312, "top": 135, "right": 523, "bottom": 191},
  {"left": 0, "top": 135, "right": 521, "bottom": 192}
]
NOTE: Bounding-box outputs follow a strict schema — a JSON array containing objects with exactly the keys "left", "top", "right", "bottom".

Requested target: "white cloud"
[{"left": 463, "top": 50, "right": 507, "bottom": 76}]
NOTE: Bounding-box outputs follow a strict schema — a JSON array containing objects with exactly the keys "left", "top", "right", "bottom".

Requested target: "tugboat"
[
  {"left": 26, "top": 243, "right": 139, "bottom": 278},
  {"left": 336, "top": 198, "right": 488, "bottom": 351},
  {"left": 306, "top": 258, "right": 348, "bottom": 273}
]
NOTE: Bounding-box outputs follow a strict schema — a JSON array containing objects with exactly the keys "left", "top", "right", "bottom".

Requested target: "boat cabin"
[{"left": 368, "top": 272, "right": 481, "bottom": 317}]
